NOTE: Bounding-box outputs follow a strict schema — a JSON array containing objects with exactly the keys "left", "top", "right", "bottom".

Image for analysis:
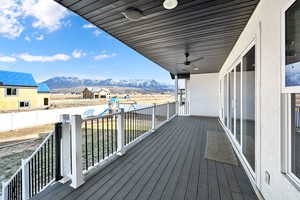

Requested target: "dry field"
[{"left": 51, "top": 93, "right": 174, "bottom": 108}]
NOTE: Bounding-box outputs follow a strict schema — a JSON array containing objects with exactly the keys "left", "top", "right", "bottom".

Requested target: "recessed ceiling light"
[
  {"left": 163, "top": 0, "right": 178, "bottom": 10},
  {"left": 193, "top": 67, "right": 199, "bottom": 70}
]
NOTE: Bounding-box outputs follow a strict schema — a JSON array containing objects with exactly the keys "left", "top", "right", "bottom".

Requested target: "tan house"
[
  {"left": 82, "top": 87, "right": 111, "bottom": 99},
  {"left": 0, "top": 70, "right": 51, "bottom": 111}
]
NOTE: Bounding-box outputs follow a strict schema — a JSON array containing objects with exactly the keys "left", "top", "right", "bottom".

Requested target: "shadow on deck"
[{"left": 32, "top": 116, "right": 258, "bottom": 200}]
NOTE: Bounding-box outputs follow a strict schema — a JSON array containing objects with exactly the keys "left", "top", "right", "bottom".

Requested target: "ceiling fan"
[{"left": 177, "top": 52, "right": 204, "bottom": 70}]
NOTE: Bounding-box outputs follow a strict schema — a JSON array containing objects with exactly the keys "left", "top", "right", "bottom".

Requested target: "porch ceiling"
[{"left": 55, "top": 0, "right": 259, "bottom": 75}]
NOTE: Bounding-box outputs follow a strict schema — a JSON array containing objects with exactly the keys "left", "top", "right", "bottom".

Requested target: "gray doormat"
[{"left": 205, "top": 131, "right": 239, "bottom": 166}]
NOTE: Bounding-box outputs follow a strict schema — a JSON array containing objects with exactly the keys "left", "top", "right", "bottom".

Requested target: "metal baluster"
[
  {"left": 85, "top": 121, "right": 88, "bottom": 170},
  {"left": 111, "top": 116, "right": 113, "bottom": 153},
  {"left": 91, "top": 120, "right": 94, "bottom": 166},
  {"left": 102, "top": 118, "right": 105, "bottom": 159},
  {"left": 97, "top": 118, "right": 100, "bottom": 163},
  {"left": 114, "top": 116, "right": 117, "bottom": 151},
  {"left": 106, "top": 117, "right": 109, "bottom": 156},
  {"left": 47, "top": 139, "right": 50, "bottom": 184}
]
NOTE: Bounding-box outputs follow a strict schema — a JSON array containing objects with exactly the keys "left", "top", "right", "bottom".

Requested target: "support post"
[
  {"left": 60, "top": 114, "right": 72, "bottom": 180},
  {"left": 55, "top": 123, "right": 63, "bottom": 181},
  {"left": 175, "top": 75, "right": 179, "bottom": 115},
  {"left": 152, "top": 104, "right": 156, "bottom": 131},
  {"left": 2, "top": 181, "right": 8, "bottom": 200},
  {"left": 21, "top": 159, "right": 29, "bottom": 200},
  {"left": 117, "top": 108, "right": 125, "bottom": 156},
  {"left": 70, "top": 115, "right": 84, "bottom": 188}
]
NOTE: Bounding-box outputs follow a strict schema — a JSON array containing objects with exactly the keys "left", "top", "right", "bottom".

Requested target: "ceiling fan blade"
[{"left": 190, "top": 57, "right": 204, "bottom": 63}]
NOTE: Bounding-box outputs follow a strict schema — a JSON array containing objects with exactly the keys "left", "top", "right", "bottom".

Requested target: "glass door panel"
[
  {"left": 242, "top": 46, "right": 256, "bottom": 172},
  {"left": 236, "top": 64, "right": 242, "bottom": 144},
  {"left": 229, "top": 69, "right": 235, "bottom": 135}
]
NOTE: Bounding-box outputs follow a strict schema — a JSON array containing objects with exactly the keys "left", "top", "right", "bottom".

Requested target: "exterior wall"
[
  {"left": 219, "top": 0, "right": 300, "bottom": 199},
  {"left": 0, "top": 86, "right": 42, "bottom": 111},
  {"left": 37, "top": 93, "right": 51, "bottom": 108},
  {"left": 187, "top": 73, "right": 219, "bottom": 117}
]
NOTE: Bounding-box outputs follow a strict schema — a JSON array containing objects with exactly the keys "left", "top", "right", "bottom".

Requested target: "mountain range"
[{"left": 41, "top": 77, "right": 175, "bottom": 92}]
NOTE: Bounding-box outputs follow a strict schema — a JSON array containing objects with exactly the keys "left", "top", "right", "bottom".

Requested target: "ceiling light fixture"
[
  {"left": 193, "top": 67, "right": 199, "bottom": 70},
  {"left": 163, "top": 0, "right": 178, "bottom": 10}
]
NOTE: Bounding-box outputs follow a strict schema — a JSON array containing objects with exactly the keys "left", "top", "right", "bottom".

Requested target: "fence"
[
  {"left": 2, "top": 102, "right": 177, "bottom": 200},
  {"left": 2, "top": 127, "right": 61, "bottom": 200}
]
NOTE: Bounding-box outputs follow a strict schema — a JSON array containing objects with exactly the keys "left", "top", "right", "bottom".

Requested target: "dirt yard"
[{"left": 51, "top": 93, "right": 174, "bottom": 108}]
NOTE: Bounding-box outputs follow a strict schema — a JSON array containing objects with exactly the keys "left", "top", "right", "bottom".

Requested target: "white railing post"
[
  {"left": 21, "top": 159, "right": 29, "bottom": 200},
  {"left": 152, "top": 104, "right": 156, "bottom": 131},
  {"left": 70, "top": 115, "right": 84, "bottom": 188},
  {"left": 175, "top": 75, "right": 179, "bottom": 115},
  {"left": 117, "top": 108, "right": 125, "bottom": 156},
  {"left": 167, "top": 102, "right": 170, "bottom": 120},
  {"left": 60, "top": 114, "right": 72, "bottom": 181},
  {"left": 2, "top": 181, "right": 8, "bottom": 200}
]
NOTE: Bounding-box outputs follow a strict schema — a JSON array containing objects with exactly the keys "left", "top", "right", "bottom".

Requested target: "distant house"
[
  {"left": 82, "top": 87, "right": 111, "bottom": 99},
  {"left": 0, "top": 70, "right": 51, "bottom": 111}
]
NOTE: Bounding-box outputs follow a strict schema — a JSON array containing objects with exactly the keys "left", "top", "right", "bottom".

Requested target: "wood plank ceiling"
[{"left": 55, "top": 0, "right": 259, "bottom": 75}]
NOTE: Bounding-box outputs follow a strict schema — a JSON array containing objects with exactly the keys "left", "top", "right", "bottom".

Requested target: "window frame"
[
  {"left": 19, "top": 101, "right": 30, "bottom": 109},
  {"left": 281, "top": 0, "right": 300, "bottom": 189},
  {"left": 281, "top": 0, "right": 300, "bottom": 93},
  {"left": 221, "top": 40, "right": 258, "bottom": 180},
  {"left": 5, "top": 87, "right": 18, "bottom": 96}
]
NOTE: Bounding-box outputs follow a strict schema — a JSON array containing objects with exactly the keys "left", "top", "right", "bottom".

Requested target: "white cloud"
[
  {"left": 0, "top": 65, "right": 10, "bottom": 70},
  {"left": 0, "top": 56, "right": 16, "bottom": 62},
  {"left": 93, "top": 30, "right": 101, "bottom": 36},
  {"left": 94, "top": 53, "right": 117, "bottom": 60},
  {"left": 0, "top": 0, "right": 69, "bottom": 39},
  {"left": 36, "top": 34, "right": 44, "bottom": 40},
  {"left": 18, "top": 53, "right": 70, "bottom": 62},
  {"left": 22, "top": 0, "right": 69, "bottom": 32},
  {"left": 83, "top": 24, "right": 96, "bottom": 29},
  {"left": 72, "top": 49, "right": 86, "bottom": 58},
  {"left": 25, "top": 36, "right": 31, "bottom": 41},
  {"left": 0, "top": 0, "right": 24, "bottom": 38}
]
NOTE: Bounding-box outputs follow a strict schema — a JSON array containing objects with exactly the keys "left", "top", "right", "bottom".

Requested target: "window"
[
  {"left": 236, "top": 64, "right": 242, "bottom": 144},
  {"left": 285, "top": 0, "right": 300, "bottom": 181},
  {"left": 291, "top": 94, "right": 300, "bottom": 179},
  {"left": 19, "top": 101, "right": 30, "bottom": 108},
  {"left": 5, "top": 88, "right": 17, "bottom": 96},
  {"left": 222, "top": 45, "right": 256, "bottom": 173},
  {"left": 44, "top": 98, "right": 49, "bottom": 106},
  {"left": 224, "top": 75, "right": 228, "bottom": 126},
  {"left": 229, "top": 68, "right": 235, "bottom": 135},
  {"left": 242, "top": 46, "right": 256, "bottom": 172},
  {"left": 285, "top": 0, "right": 300, "bottom": 87}
]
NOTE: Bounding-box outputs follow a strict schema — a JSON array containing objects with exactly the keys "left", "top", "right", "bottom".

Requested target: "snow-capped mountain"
[{"left": 41, "top": 77, "right": 174, "bottom": 91}]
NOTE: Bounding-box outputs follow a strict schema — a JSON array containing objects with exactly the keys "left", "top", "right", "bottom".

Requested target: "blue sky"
[{"left": 0, "top": 0, "right": 171, "bottom": 83}]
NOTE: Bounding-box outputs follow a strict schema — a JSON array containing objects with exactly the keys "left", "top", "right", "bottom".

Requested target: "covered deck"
[{"left": 33, "top": 116, "right": 258, "bottom": 200}]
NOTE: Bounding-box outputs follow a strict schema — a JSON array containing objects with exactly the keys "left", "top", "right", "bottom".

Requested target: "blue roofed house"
[{"left": 0, "top": 70, "right": 51, "bottom": 111}]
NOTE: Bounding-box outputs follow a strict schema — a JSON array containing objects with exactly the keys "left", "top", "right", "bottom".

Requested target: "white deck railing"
[{"left": 2, "top": 102, "right": 177, "bottom": 200}]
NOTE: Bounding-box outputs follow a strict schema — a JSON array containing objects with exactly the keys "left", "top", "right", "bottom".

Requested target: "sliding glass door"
[
  {"left": 222, "top": 45, "right": 256, "bottom": 173},
  {"left": 236, "top": 64, "right": 242, "bottom": 144},
  {"left": 229, "top": 69, "right": 235, "bottom": 135},
  {"left": 242, "top": 46, "right": 256, "bottom": 172},
  {"left": 224, "top": 75, "right": 228, "bottom": 126}
]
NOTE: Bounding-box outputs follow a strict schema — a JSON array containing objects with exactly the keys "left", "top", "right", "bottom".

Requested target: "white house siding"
[
  {"left": 187, "top": 73, "right": 219, "bottom": 117},
  {"left": 219, "top": 0, "right": 300, "bottom": 199}
]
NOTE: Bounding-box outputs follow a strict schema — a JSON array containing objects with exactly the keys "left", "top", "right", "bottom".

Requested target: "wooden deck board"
[{"left": 31, "top": 116, "right": 258, "bottom": 200}]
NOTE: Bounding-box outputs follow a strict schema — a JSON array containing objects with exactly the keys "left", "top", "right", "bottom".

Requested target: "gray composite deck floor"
[{"left": 32, "top": 116, "right": 258, "bottom": 200}]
